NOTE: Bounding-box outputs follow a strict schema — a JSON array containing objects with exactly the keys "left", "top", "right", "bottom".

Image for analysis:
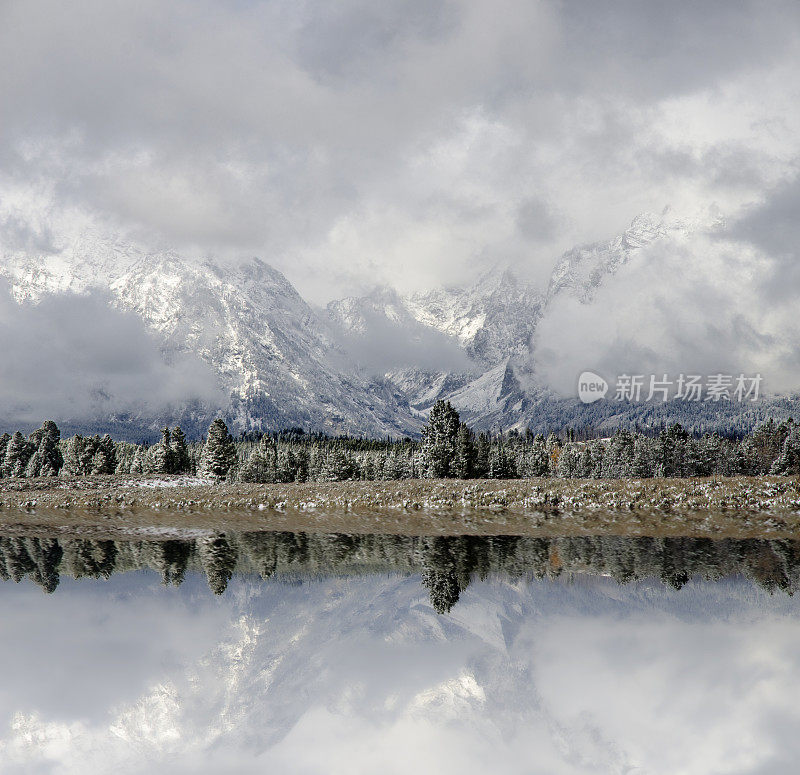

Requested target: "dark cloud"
[
  {"left": 733, "top": 174, "right": 800, "bottom": 258},
  {"left": 728, "top": 174, "right": 800, "bottom": 305},
  {"left": 516, "top": 197, "right": 558, "bottom": 242},
  {"left": 0, "top": 281, "right": 223, "bottom": 425},
  {"left": 331, "top": 309, "right": 474, "bottom": 375},
  {"left": 558, "top": 0, "right": 800, "bottom": 99},
  {"left": 294, "top": 0, "right": 459, "bottom": 83}
]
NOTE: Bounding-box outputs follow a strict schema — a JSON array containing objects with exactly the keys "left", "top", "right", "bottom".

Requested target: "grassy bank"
[{"left": 0, "top": 475, "right": 800, "bottom": 539}]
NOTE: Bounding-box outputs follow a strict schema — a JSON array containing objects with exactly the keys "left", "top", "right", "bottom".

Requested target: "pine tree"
[
  {"left": 25, "top": 421, "right": 63, "bottom": 478},
  {"left": 90, "top": 435, "right": 117, "bottom": 475},
  {"left": 201, "top": 419, "right": 237, "bottom": 479},
  {"left": 452, "top": 423, "right": 476, "bottom": 479},
  {"left": 65, "top": 539, "right": 117, "bottom": 579},
  {"left": 239, "top": 437, "right": 278, "bottom": 483},
  {"left": 319, "top": 448, "right": 355, "bottom": 481},
  {"left": 25, "top": 537, "right": 62, "bottom": 593},
  {"left": 0, "top": 433, "right": 9, "bottom": 478},
  {"left": 488, "top": 442, "right": 515, "bottom": 479},
  {"left": 145, "top": 443, "right": 169, "bottom": 474},
  {"left": 420, "top": 400, "right": 460, "bottom": 478},
  {"left": 2, "top": 537, "right": 36, "bottom": 582},
  {"left": 556, "top": 443, "right": 580, "bottom": 477},
  {"left": 62, "top": 435, "right": 86, "bottom": 476},
  {"left": 4, "top": 432, "right": 33, "bottom": 478},
  {"left": 146, "top": 427, "right": 176, "bottom": 474},
  {"left": 239, "top": 532, "right": 278, "bottom": 579},
  {"left": 293, "top": 448, "right": 309, "bottom": 482},
  {"left": 421, "top": 568, "right": 461, "bottom": 613},
  {"left": 658, "top": 424, "right": 689, "bottom": 477},
  {"left": 771, "top": 425, "right": 800, "bottom": 475},
  {"left": 521, "top": 434, "right": 549, "bottom": 477},
  {"left": 149, "top": 540, "right": 191, "bottom": 586},
  {"left": 170, "top": 426, "right": 190, "bottom": 473},
  {"left": 474, "top": 433, "right": 490, "bottom": 478},
  {"left": 129, "top": 446, "right": 145, "bottom": 474},
  {"left": 632, "top": 436, "right": 656, "bottom": 478},
  {"left": 277, "top": 448, "right": 299, "bottom": 482},
  {"left": 744, "top": 418, "right": 784, "bottom": 473},
  {"left": 601, "top": 430, "right": 634, "bottom": 478}
]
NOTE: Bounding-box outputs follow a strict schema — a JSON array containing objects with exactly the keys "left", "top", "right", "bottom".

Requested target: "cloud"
[
  {"left": 0, "top": 281, "right": 224, "bottom": 426},
  {"left": 533, "top": 220, "right": 800, "bottom": 396},
  {"left": 1, "top": 0, "right": 800, "bottom": 393},
  {"left": 0, "top": 0, "right": 799, "bottom": 303},
  {"left": 733, "top": 174, "right": 800, "bottom": 256},
  {"left": 334, "top": 318, "right": 474, "bottom": 376}
]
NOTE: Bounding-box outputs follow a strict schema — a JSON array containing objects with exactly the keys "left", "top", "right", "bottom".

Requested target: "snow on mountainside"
[
  {"left": 405, "top": 268, "right": 544, "bottom": 366},
  {"left": 110, "top": 256, "right": 421, "bottom": 436},
  {"left": 327, "top": 285, "right": 413, "bottom": 335},
  {"left": 0, "top": 208, "right": 744, "bottom": 437},
  {"left": 382, "top": 368, "right": 475, "bottom": 413},
  {"left": 544, "top": 209, "right": 714, "bottom": 303},
  {"left": 444, "top": 360, "right": 524, "bottom": 419},
  {"left": 329, "top": 211, "right": 683, "bottom": 388},
  {"left": 329, "top": 267, "right": 543, "bottom": 370},
  {"left": 0, "top": 239, "right": 421, "bottom": 437},
  {"left": 327, "top": 212, "right": 682, "bottom": 429}
]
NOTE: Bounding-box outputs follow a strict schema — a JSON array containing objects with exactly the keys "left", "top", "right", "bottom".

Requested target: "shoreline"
[{"left": 1, "top": 475, "right": 800, "bottom": 539}]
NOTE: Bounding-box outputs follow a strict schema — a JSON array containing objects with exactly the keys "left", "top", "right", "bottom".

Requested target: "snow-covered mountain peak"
[
  {"left": 546, "top": 211, "right": 674, "bottom": 304},
  {"left": 327, "top": 284, "right": 414, "bottom": 336},
  {"left": 623, "top": 211, "right": 668, "bottom": 248},
  {"left": 0, "top": 206, "right": 741, "bottom": 437},
  {"left": 0, "top": 235, "right": 422, "bottom": 437}
]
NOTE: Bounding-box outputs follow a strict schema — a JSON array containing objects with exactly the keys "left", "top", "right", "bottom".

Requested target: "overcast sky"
[{"left": 1, "top": 0, "right": 799, "bottom": 305}]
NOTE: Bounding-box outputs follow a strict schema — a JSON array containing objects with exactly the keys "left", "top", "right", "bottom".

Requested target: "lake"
[{"left": 0, "top": 530, "right": 798, "bottom": 773}]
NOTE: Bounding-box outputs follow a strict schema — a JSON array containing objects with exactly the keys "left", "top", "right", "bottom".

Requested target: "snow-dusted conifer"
[
  {"left": 420, "top": 400, "right": 460, "bottom": 478},
  {"left": 4, "top": 432, "right": 32, "bottom": 478},
  {"left": 521, "top": 434, "right": 549, "bottom": 477},
  {"left": 556, "top": 443, "right": 580, "bottom": 477},
  {"left": 452, "top": 423, "right": 476, "bottom": 479},
  {"left": 771, "top": 425, "right": 800, "bottom": 475},
  {"left": 239, "top": 437, "right": 278, "bottom": 483},
  {"left": 170, "top": 426, "right": 190, "bottom": 473},
  {"left": 201, "top": 419, "right": 237, "bottom": 479},
  {"left": 0, "top": 433, "right": 10, "bottom": 477}
]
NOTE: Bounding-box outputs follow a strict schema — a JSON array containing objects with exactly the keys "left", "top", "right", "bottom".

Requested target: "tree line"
[
  {"left": 1, "top": 530, "right": 798, "bottom": 611},
  {"left": 3, "top": 401, "right": 800, "bottom": 482}
]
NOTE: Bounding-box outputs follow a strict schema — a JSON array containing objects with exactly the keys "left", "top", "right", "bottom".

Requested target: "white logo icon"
[{"left": 578, "top": 371, "right": 608, "bottom": 403}]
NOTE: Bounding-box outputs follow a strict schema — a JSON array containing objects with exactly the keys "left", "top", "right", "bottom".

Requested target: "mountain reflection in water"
[
  {"left": 2, "top": 530, "right": 799, "bottom": 612},
  {"left": 1, "top": 533, "right": 800, "bottom": 773}
]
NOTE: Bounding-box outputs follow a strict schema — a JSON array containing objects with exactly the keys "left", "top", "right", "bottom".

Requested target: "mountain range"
[{"left": 0, "top": 210, "right": 792, "bottom": 439}]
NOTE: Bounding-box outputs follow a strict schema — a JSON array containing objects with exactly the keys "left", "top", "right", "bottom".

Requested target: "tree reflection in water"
[{"left": 1, "top": 531, "right": 799, "bottom": 612}]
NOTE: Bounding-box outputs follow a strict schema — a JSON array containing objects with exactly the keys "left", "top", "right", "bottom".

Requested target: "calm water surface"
[{"left": 0, "top": 529, "right": 799, "bottom": 773}]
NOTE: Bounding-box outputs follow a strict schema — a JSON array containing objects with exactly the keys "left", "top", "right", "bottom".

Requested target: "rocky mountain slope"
[
  {"left": 0, "top": 238, "right": 421, "bottom": 438},
  {"left": 328, "top": 211, "right": 691, "bottom": 429},
  {"left": 3, "top": 207, "right": 772, "bottom": 438}
]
